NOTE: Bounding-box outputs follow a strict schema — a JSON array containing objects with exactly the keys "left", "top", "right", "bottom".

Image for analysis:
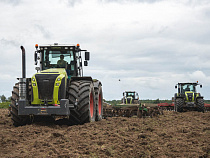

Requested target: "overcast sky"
[{"left": 0, "top": 0, "right": 210, "bottom": 100}]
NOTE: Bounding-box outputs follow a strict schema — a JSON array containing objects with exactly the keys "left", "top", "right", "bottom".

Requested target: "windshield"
[
  {"left": 126, "top": 92, "right": 135, "bottom": 97},
  {"left": 42, "top": 50, "right": 74, "bottom": 70},
  {"left": 181, "top": 84, "right": 196, "bottom": 93}
]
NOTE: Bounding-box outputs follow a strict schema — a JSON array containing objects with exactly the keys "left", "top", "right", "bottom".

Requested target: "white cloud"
[{"left": 0, "top": 0, "right": 210, "bottom": 100}]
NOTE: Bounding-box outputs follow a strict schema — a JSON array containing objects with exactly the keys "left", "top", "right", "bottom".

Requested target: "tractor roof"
[
  {"left": 125, "top": 91, "right": 136, "bottom": 93},
  {"left": 39, "top": 43, "right": 77, "bottom": 47},
  {"left": 178, "top": 82, "right": 199, "bottom": 85},
  {"left": 37, "top": 43, "right": 86, "bottom": 51}
]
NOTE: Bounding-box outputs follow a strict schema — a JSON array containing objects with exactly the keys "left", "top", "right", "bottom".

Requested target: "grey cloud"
[
  {"left": 98, "top": 0, "right": 164, "bottom": 4},
  {"left": 184, "top": 0, "right": 210, "bottom": 6},
  {"left": 0, "top": 38, "right": 20, "bottom": 47},
  {"left": 34, "top": 25, "right": 51, "bottom": 39},
  {"left": 60, "top": 0, "right": 82, "bottom": 7},
  {"left": 0, "top": 0, "right": 21, "bottom": 6}
]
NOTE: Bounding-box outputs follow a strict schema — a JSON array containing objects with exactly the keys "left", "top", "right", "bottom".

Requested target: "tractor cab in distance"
[
  {"left": 174, "top": 82, "right": 204, "bottom": 112},
  {"left": 122, "top": 91, "right": 139, "bottom": 104}
]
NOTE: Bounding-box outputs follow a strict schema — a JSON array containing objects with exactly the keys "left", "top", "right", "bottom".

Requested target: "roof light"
[
  {"left": 77, "top": 44, "right": 80, "bottom": 47},
  {"left": 197, "top": 81, "right": 198, "bottom": 83},
  {"left": 35, "top": 44, "right": 38, "bottom": 49}
]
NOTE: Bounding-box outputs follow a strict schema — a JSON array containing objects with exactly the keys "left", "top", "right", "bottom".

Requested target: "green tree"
[
  {"left": 7, "top": 96, "right": 12, "bottom": 102},
  {"left": 1, "top": 95, "right": 6, "bottom": 102},
  {"left": 153, "top": 98, "right": 160, "bottom": 104}
]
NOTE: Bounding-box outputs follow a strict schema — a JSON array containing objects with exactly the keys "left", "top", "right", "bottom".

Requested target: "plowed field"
[{"left": 0, "top": 108, "right": 210, "bottom": 157}]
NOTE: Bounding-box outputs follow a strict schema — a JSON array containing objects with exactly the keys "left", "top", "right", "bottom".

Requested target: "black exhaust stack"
[
  {"left": 19, "top": 46, "right": 27, "bottom": 100},
  {"left": 20, "top": 46, "right": 26, "bottom": 78}
]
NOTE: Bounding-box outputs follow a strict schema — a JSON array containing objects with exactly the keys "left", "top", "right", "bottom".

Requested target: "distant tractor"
[
  {"left": 10, "top": 43, "right": 103, "bottom": 126},
  {"left": 174, "top": 82, "right": 204, "bottom": 112},
  {"left": 103, "top": 91, "right": 162, "bottom": 118},
  {"left": 122, "top": 91, "right": 140, "bottom": 104}
]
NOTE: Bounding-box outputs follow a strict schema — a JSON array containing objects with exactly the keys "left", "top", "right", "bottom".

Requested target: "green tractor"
[
  {"left": 122, "top": 91, "right": 140, "bottom": 105},
  {"left": 103, "top": 91, "right": 161, "bottom": 118},
  {"left": 174, "top": 82, "right": 204, "bottom": 112},
  {"left": 10, "top": 43, "right": 103, "bottom": 126},
  {"left": 103, "top": 91, "right": 142, "bottom": 117}
]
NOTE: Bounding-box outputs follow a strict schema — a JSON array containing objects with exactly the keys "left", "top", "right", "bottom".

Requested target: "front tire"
[
  {"left": 11, "top": 83, "right": 30, "bottom": 127},
  {"left": 175, "top": 98, "right": 184, "bottom": 112},
  {"left": 197, "top": 98, "right": 204, "bottom": 112},
  {"left": 68, "top": 80, "right": 96, "bottom": 124}
]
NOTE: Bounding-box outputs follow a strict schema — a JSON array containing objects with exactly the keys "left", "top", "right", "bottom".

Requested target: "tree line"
[{"left": 0, "top": 95, "right": 11, "bottom": 103}]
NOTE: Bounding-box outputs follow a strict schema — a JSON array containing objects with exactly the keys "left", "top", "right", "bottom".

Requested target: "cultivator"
[
  {"left": 103, "top": 91, "right": 163, "bottom": 118},
  {"left": 158, "top": 103, "right": 174, "bottom": 111},
  {"left": 103, "top": 102, "right": 163, "bottom": 118},
  {"left": 158, "top": 103, "right": 210, "bottom": 112},
  {"left": 204, "top": 104, "right": 210, "bottom": 112}
]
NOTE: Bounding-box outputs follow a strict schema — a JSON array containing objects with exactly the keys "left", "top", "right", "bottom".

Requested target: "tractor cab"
[
  {"left": 34, "top": 43, "right": 90, "bottom": 79},
  {"left": 31, "top": 43, "right": 90, "bottom": 106},
  {"left": 176, "top": 83, "right": 200, "bottom": 94},
  {"left": 123, "top": 91, "right": 139, "bottom": 104}
]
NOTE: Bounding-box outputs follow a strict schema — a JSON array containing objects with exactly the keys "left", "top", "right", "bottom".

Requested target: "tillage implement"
[{"left": 103, "top": 91, "right": 162, "bottom": 118}]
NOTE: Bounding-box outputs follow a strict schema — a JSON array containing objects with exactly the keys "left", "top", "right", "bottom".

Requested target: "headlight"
[
  {"left": 57, "top": 78, "right": 61, "bottom": 81},
  {"left": 56, "top": 83, "right": 59, "bottom": 86},
  {"left": 32, "top": 78, "right": 35, "bottom": 82},
  {"left": 33, "top": 83, "right": 36, "bottom": 86}
]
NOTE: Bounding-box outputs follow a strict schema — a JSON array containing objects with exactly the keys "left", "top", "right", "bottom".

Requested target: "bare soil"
[{"left": 0, "top": 108, "right": 210, "bottom": 158}]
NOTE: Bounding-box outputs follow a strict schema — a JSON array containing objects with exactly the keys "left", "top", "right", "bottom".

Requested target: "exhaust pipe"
[
  {"left": 19, "top": 46, "right": 26, "bottom": 100},
  {"left": 20, "top": 46, "right": 26, "bottom": 78}
]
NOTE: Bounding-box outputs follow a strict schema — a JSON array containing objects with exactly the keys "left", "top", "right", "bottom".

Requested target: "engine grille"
[
  {"left": 187, "top": 93, "right": 193, "bottom": 102},
  {"left": 126, "top": 98, "right": 132, "bottom": 104},
  {"left": 35, "top": 74, "right": 59, "bottom": 100}
]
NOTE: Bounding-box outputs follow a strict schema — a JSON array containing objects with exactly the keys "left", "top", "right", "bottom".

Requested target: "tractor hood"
[
  {"left": 185, "top": 91, "right": 195, "bottom": 102},
  {"left": 31, "top": 68, "right": 68, "bottom": 105},
  {"left": 40, "top": 68, "right": 67, "bottom": 76}
]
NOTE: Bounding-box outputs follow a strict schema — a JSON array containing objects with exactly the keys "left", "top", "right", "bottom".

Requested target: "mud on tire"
[
  {"left": 11, "top": 83, "right": 30, "bottom": 127},
  {"left": 68, "top": 80, "right": 96, "bottom": 125},
  {"left": 197, "top": 98, "right": 204, "bottom": 112}
]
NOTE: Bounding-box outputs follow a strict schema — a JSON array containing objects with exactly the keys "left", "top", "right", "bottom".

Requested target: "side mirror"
[
  {"left": 85, "top": 52, "right": 90, "bottom": 60},
  {"left": 123, "top": 92, "right": 124, "bottom": 96},
  {"left": 200, "top": 85, "right": 202, "bottom": 88},
  {"left": 175, "top": 85, "right": 177, "bottom": 89},
  {"left": 84, "top": 61, "right": 88, "bottom": 66},
  {"left": 80, "top": 62, "right": 82, "bottom": 67},
  {"left": 34, "top": 51, "right": 37, "bottom": 65}
]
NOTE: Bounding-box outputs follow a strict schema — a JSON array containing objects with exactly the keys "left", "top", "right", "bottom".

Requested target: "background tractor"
[
  {"left": 103, "top": 91, "right": 162, "bottom": 118},
  {"left": 122, "top": 91, "right": 140, "bottom": 104},
  {"left": 174, "top": 82, "right": 204, "bottom": 112},
  {"left": 10, "top": 43, "right": 103, "bottom": 126}
]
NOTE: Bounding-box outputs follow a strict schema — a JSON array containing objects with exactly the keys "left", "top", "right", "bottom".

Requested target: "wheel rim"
[
  {"left": 98, "top": 93, "right": 102, "bottom": 115},
  {"left": 90, "top": 92, "right": 94, "bottom": 118}
]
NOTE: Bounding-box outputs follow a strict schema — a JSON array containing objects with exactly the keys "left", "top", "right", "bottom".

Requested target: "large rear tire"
[
  {"left": 94, "top": 82, "right": 103, "bottom": 121},
  {"left": 175, "top": 98, "right": 184, "bottom": 112},
  {"left": 197, "top": 98, "right": 204, "bottom": 112},
  {"left": 10, "top": 83, "right": 30, "bottom": 127},
  {"left": 68, "top": 80, "right": 96, "bottom": 125}
]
